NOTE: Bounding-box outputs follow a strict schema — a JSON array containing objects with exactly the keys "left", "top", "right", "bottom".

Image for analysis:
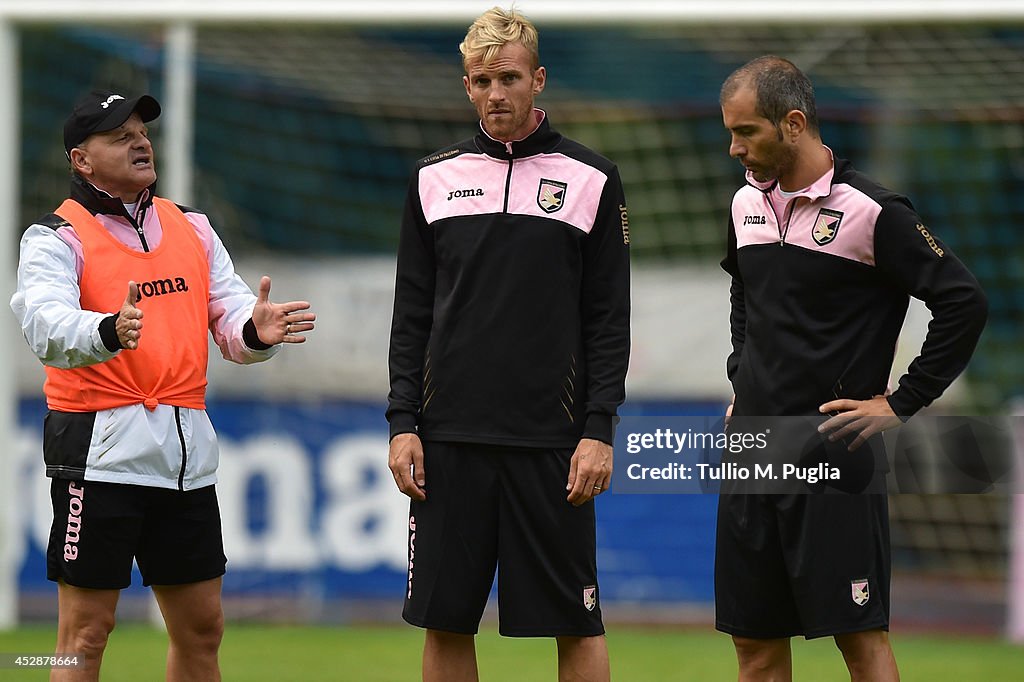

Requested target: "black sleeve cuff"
[
  {"left": 99, "top": 314, "right": 122, "bottom": 352},
  {"left": 388, "top": 411, "right": 419, "bottom": 441},
  {"left": 582, "top": 413, "right": 616, "bottom": 446},
  {"left": 886, "top": 391, "right": 921, "bottom": 422},
  {"left": 243, "top": 319, "right": 274, "bottom": 350}
]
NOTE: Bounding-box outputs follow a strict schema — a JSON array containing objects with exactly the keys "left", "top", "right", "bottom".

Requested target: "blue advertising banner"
[{"left": 14, "top": 399, "right": 720, "bottom": 608}]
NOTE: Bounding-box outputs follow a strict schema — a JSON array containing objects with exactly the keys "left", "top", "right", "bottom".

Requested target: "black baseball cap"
[{"left": 63, "top": 90, "right": 161, "bottom": 157}]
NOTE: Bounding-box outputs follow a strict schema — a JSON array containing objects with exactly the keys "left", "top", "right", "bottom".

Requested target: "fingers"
[
  {"left": 845, "top": 431, "right": 871, "bottom": 452},
  {"left": 126, "top": 280, "right": 140, "bottom": 306},
  {"left": 281, "top": 312, "right": 316, "bottom": 344},
  {"left": 273, "top": 303, "right": 316, "bottom": 344},
  {"left": 817, "top": 409, "right": 867, "bottom": 452},
  {"left": 566, "top": 463, "right": 595, "bottom": 506},
  {"left": 120, "top": 282, "right": 143, "bottom": 320},
  {"left": 566, "top": 441, "right": 612, "bottom": 506},
  {"left": 567, "top": 469, "right": 610, "bottom": 506},
  {"left": 819, "top": 398, "right": 857, "bottom": 415},
  {"left": 824, "top": 415, "right": 898, "bottom": 451},
  {"left": 390, "top": 459, "right": 425, "bottom": 500},
  {"left": 411, "top": 443, "right": 425, "bottom": 488},
  {"left": 388, "top": 434, "right": 426, "bottom": 501},
  {"left": 119, "top": 322, "right": 142, "bottom": 350},
  {"left": 118, "top": 281, "right": 144, "bottom": 350},
  {"left": 282, "top": 308, "right": 316, "bottom": 326},
  {"left": 277, "top": 301, "right": 315, "bottom": 344},
  {"left": 257, "top": 275, "right": 271, "bottom": 305},
  {"left": 118, "top": 310, "right": 143, "bottom": 349},
  {"left": 835, "top": 418, "right": 879, "bottom": 451},
  {"left": 817, "top": 397, "right": 900, "bottom": 451},
  {"left": 818, "top": 410, "right": 859, "bottom": 435},
  {"left": 818, "top": 397, "right": 870, "bottom": 442},
  {"left": 282, "top": 326, "right": 314, "bottom": 342}
]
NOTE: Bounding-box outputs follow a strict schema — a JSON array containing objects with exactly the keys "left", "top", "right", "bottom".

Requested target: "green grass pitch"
[{"left": 1, "top": 624, "right": 1023, "bottom": 680}]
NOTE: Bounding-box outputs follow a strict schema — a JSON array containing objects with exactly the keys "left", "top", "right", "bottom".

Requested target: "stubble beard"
[{"left": 755, "top": 139, "right": 799, "bottom": 185}]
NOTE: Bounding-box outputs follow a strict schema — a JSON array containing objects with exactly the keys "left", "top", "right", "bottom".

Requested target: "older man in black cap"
[{"left": 11, "top": 90, "right": 317, "bottom": 680}]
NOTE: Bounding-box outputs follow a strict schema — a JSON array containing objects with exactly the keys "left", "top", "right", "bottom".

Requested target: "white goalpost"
[
  {"left": 2, "top": 0, "right": 1024, "bottom": 23},
  {"left": 0, "top": 19, "right": 18, "bottom": 631}
]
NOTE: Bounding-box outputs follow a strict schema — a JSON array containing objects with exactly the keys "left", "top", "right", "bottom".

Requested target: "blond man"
[{"left": 387, "top": 7, "right": 630, "bottom": 681}]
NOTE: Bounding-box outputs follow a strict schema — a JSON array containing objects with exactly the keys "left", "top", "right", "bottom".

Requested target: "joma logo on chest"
[
  {"left": 742, "top": 215, "right": 767, "bottom": 226},
  {"left": 137, "top": 277, "right": 190, "bottom": 299},
  {"left": 447, "top": 188, "right": 484, "bottom": 200}
]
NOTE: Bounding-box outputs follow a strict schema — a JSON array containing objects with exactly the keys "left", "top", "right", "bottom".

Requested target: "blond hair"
[{"left": 459, "top": 6, "right": 539, "bottom": 72}]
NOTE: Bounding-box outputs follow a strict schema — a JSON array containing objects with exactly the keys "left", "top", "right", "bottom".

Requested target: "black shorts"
[
  {"left": 47, "top": 479, "right": 227, "bottom": 590},
  {"left": 403, "top": 442, "right": 604, "bottom": 637},
  {"left": 715, "top": 493, "right": 890, "bottom": 639}
]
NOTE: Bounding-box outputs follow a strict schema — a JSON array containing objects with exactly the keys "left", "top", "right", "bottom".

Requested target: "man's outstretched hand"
[{"left": 251, "top": 276, "right": 317, "bottom": 345}]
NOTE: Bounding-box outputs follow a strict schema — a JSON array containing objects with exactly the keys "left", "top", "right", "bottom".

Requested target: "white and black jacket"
[{"left": 10, "top": 176, "right": 278, "bottom": 490}]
